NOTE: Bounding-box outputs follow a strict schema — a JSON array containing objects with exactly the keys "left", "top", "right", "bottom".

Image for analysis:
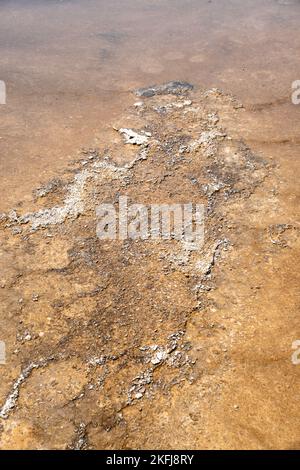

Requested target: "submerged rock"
[{"left": 135, "top": 81, "right": 193, "bottom": 97}]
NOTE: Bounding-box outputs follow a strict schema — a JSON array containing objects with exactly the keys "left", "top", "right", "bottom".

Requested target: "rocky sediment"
[{"left": 0, "top": 83, "right": 299, "bottom": 449}]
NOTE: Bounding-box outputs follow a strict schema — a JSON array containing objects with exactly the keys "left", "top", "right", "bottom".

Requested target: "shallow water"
[{"left": 0, "top": 0, "right": 300, "bottom": 210}]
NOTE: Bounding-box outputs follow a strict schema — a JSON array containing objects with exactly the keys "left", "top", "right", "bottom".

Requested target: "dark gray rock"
[{"left": 135, "top": 81, "right": 194, "bottom": 97}]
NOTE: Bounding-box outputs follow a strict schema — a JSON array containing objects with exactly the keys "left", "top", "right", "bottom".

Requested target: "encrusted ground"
[{"left": 0, "top": 84, "right": 299, "bottom": 449}]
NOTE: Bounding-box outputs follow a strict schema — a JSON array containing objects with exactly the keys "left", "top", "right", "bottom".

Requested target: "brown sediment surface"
[
  {"left": 0, "top": 0, "right": 300, "bottom": 450},
  {"left": 0, "top": 84, "right": 299, "bottom": 449}
]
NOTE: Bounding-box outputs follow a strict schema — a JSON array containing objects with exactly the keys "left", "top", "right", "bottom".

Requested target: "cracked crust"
[{"left": 0, "top": 85, "right": 299, "bottom": 450}]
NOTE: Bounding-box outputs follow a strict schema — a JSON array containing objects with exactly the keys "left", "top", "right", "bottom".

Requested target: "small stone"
[
  {"left": 118, "top": 128, "right": 149, "bottom": 146},
  {"left": 151, "top": 351, "right": 167, "bottom": 365},
  {"left": 135, "top": 81, "right": 193, "bottom": 97}
]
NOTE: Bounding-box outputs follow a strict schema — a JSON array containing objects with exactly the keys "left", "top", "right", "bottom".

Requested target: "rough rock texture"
[
  {"left": 135, "top": 81, "right": 194, "bottom": 97},
  {"left": 0, "top": 85, "right": 299, "bottom": 449}
]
